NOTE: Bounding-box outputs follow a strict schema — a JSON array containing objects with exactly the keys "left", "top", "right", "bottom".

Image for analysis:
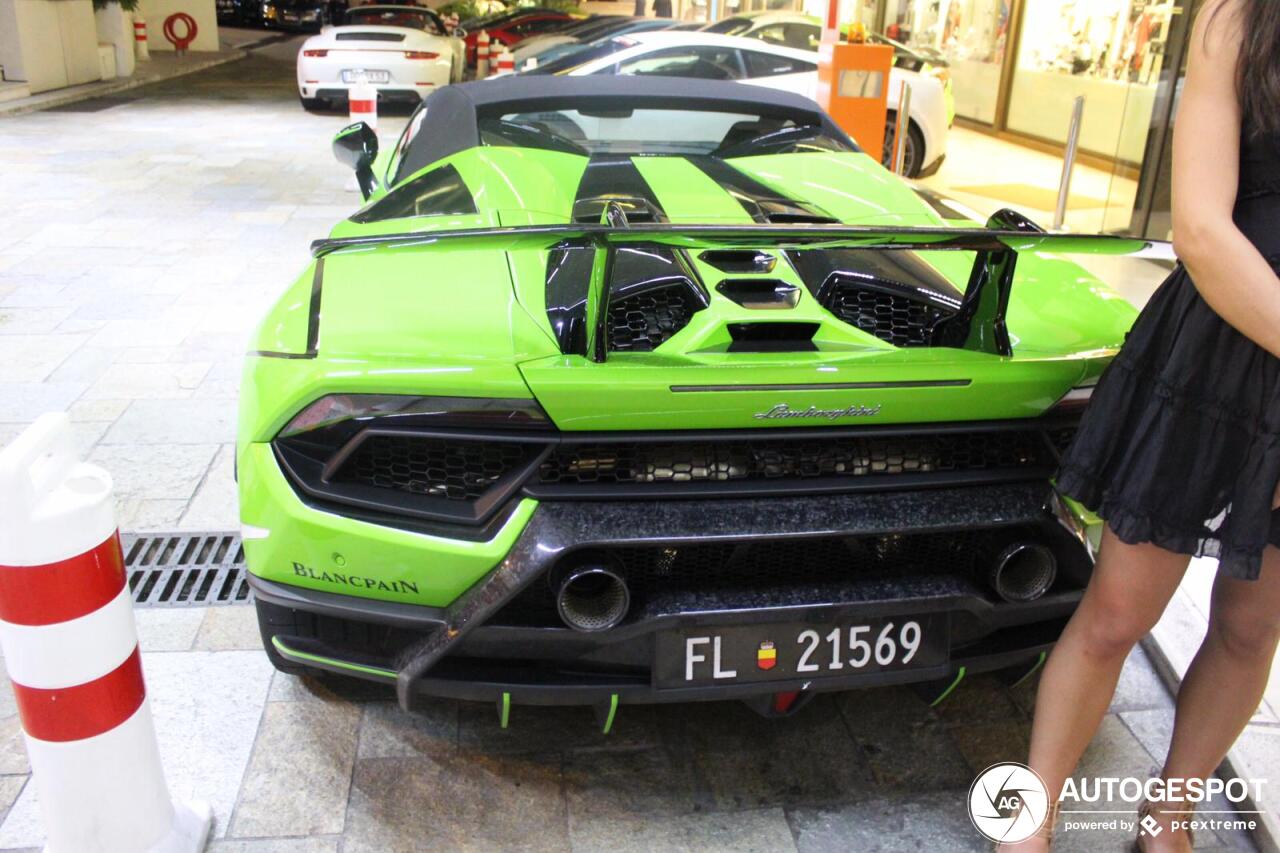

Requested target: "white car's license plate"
[
  {"left": 654, "top": 613, "right": 949, "bottom": 688},
  {"left": 342, "top": 70, "right": 390, "bottom": 84}
]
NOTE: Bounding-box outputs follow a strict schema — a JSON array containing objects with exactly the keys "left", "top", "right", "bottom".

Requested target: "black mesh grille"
[
  {"left": 608, "top": 285, "right": 695, "bottom": 352},
  {"left": 1048, "top": 427, "right": 1077, "bottom": 455},
  {"left": 538, "top": 431, "right": 1051, "bottom": 487},
  {"left": 824, "top": 285, "right": 950, "bottom": 347},
  {"left": 494, "top": 531, "right": 1001, "bottom": 626},
  {"left": 336, "top": 435, "right": 533, "bottom": 501}
]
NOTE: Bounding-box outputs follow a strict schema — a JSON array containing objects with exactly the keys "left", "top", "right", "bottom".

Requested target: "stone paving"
[{"left": 0, "top": 42, "right": 1264, "bottom": 852}]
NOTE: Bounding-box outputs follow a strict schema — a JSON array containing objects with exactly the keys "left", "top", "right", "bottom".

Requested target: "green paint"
[
  {"left": 602, "top": 694, "right": 618, "bottom": 735},
  {"left": 239, "top": 122, "right": 1140, "bottom": 613},
  {"left": 930, "top": 666, "right": 967, "bottom": 707},
  {"left": 271, "top": 636, "right": 396, "bottom": 680},
  {"left": 1011, "top": 652, "right": 1048, "bottom": 688},
  {"left": 499, "top": 692, "right": 511, "bottom": 729}
]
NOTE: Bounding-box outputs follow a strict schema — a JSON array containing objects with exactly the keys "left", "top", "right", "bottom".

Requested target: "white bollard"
[
  {"left": 476, "top": 29, "right": 490, "bottom": 78},
  {"left": 497, "top": 48, "right": 514, "bottom": 75},
  {"left": 0, "top": 413, "right": 212, "bottom": 853},
  {"left": 348, "top": 75, "right": 377, "bottom": 130},
  {"left": 133, "top": 17, "right": 150, "bottom": 61}
]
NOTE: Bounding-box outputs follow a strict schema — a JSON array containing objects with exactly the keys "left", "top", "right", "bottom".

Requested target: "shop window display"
[
  {"left": 1006, "top": 0, "right": 1175, "bottom": 163},
  {"left": 873, "top": 0, "right": 1010, "bottom": 124}
]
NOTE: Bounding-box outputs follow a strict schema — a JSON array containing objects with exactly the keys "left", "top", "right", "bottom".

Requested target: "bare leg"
[
  {"left": 1152, "top": 546, "right": 1280, "bottom": 849},
  {"left": 998, "top": 527, "right": 1189, "bottom": 851}
]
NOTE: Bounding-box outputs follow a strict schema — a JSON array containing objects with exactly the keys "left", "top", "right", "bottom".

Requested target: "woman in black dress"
[{"left": 1002, "top": 1, "right": 1280, "bottom": 850}]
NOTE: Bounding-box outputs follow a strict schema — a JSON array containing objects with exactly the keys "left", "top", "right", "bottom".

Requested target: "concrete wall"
[
  {"left": 2, "top": 0, "right": 103, "bottom": 93},
  {"left": 136, "top": 0, "right": 218, "bottom": 52}
]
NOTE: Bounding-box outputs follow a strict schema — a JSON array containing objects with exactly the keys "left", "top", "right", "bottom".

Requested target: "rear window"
[
  {"left": 481, "top": 107, "right": 827, "bottom": 156},
  {"left": 703, "top": 17, "right": 750, "bottom": 35},
  {"left": 344, "top": 8, "right": 440, "bottom": 32}
]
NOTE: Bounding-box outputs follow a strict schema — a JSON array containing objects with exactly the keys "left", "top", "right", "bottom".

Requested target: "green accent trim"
[
  {"left": 271, "top": 636, "right": 396, "bottom": 680},
  {"left": 499, "top": 692, "right": 511, "bottom": 729},
  {"left": 602, "top": 694, "right": 618, "bottom": 735},
  {"left": 1011, "top": 652, "right": 1048, "bottom": 688},
  {"left": 930, "top": 666, "right": 967, "bottom": 707}
]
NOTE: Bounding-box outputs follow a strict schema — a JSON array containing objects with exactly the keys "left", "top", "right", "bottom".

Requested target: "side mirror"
[
  {"left": 333, "top": 121, "right": 379, "bottom": 200},
  {"left": 453, "top": 26, "right": 467, "bottom": 38}
]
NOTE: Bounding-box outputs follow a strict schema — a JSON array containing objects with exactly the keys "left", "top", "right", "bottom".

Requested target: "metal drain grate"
[{"left": 122, "top": 532, "right": 251, "bottom": 607}]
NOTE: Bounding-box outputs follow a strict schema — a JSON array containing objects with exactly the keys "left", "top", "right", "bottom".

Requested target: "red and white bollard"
[
  {"left": 497, "top": 48, "right": 515, "bottom": 75},
  {"left": 476, "top": 29, "right": 490, "bottom": 78},
  {"left": 133, "top": 17, "right": 150, "bottom": 62},
  {"left": 348, "top": 74, "right": 377, "bottom": 130},
  {"left": 0, "top": 413, "right": 212, "bottom": 853}
]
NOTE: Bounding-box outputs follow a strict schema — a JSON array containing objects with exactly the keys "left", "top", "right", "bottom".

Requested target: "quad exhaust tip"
[
  {"left": 988, "top": 543, "right": 1057, "bottom": 603},
  {"left": 556, "top": 565, "right": 630, "bottom": 632}
]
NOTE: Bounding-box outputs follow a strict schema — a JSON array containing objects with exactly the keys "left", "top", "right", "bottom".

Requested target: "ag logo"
[{"left": 967, "top": 762, "right": 1050, "bottom": 844}]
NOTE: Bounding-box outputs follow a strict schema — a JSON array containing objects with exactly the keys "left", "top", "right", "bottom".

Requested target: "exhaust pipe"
[
  {"left": 987, "top": 543, "right": 1057, "bottom": 603},
  {"left": 556, "top": 565, "right": 630, "bottom": 632}
]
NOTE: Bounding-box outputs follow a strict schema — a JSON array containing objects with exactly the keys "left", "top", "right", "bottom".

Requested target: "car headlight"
[{"left": 279, "top": 394, "right": 550, "bottom": 438}]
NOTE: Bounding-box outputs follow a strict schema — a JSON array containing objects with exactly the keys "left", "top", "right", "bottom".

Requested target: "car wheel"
[
  {"left": 299, "top": 95, "right": 325, "bottom": 112},
  {"left": 882, "top": 112, "right": 925, "bottom": 179}
]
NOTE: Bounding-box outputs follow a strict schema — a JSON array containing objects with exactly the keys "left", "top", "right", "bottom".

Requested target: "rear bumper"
[
  {"left": 303, "top": 85, "right": 431, "bottom": 104},
  {"left": 251, "top": 482, "right": 1092, "bottom": 710}
]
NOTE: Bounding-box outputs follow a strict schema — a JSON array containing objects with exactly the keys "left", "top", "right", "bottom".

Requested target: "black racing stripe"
[
  {"left": 686, "top": 156, "right": 835, "bottom": 224},
  {"left": 570, "top": 155, "right": 667, "bottom": 224}
]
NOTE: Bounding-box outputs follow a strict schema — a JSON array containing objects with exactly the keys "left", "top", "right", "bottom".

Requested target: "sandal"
[{"left": 1133, "top": 798, "right": 1195, "bottom": 851}]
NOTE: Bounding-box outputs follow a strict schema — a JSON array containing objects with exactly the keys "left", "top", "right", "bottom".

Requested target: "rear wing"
[{"left": 311, "top": 209, "right": 1173, "bottom": 359}]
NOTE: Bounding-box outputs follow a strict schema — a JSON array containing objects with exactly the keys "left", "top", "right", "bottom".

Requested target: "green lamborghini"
[{"left": 238, "top": 76, "right": 1155, "bottom": 721}]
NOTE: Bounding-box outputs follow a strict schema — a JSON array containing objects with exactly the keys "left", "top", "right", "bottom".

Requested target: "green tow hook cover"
[{"left": 498, "top": 692, "right": 511, "bottom": 729}]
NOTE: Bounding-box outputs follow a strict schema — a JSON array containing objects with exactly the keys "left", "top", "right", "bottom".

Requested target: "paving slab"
[
  {"left": 0, "top": 650, "right": 274, "bottom": 846},
  {"left": 228, "top": 700, "right": 360, "bottom": 838}
]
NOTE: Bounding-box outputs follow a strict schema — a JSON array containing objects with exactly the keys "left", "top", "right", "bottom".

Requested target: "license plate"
[
  {"left": 654, "top": 613, "right": 948, "bottom": 688},
  {"left": 342, "top": 69, "right": 390, "bottom": 84}
]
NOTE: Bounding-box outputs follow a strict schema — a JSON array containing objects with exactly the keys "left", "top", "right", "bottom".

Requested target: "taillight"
[
  {"left": 303, "top": 49, "right": 327, "bottom": 57},
  {"left": 1049, "top": 383, "right": 1095, "bottom": 415},
  {"left": 404, "top": 51, "right": 439, "bottom": 60}
]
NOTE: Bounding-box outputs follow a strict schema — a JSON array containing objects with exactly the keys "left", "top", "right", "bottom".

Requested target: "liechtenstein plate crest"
[{"left": 757, "top": 640, "right": 777, "bottom": 671}]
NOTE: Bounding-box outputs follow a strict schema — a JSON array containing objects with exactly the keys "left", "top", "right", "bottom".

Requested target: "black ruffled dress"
[{"left": 1056, "top": 124, "right": 1280, "bottom": 580}]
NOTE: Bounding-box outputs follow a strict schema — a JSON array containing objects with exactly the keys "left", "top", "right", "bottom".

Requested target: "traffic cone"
[
  {"left": 0, "top": 413, "right": 212, "bottom": 853},
  {"left": 133, "top": 17, "right": 150, "bottom": 61},
  {"left": 476, "top": 29, "right": 490, "bottom": 78},
  {"left": 348, "top": 74, "right": 377, "bottom": 130}
]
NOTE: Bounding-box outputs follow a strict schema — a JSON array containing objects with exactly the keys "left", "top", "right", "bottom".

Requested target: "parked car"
[
  {"left": 513, "top": 15, "right": 676, "bottom": 69},
  {"left": 296, "top": 5, "right": 464, "bottom": 110},
  {"left": 241, "top": 75, "right": 1148, "bottom": 718},
  {"left": 705, "top": 12, "right": 956, "bottom": 127},
  {"left": 524, "top": 30, "right": 949, "bottom": 177},
  {"left": 462, "top": 9, "right": 578, "bottom": 65},
  {"left": 217, "top": 0, "right": 273, "bottom": 27},
  {"left": 275, "top": 0, "right": 337, "bottom": 32}
]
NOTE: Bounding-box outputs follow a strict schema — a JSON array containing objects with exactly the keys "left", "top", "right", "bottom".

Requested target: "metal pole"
[
  {"left": 1054, "top": 95, "right": 1085, "bottom": 231},
  {"left": 893, "top": 81, "right": 912, "bottom": 176}
]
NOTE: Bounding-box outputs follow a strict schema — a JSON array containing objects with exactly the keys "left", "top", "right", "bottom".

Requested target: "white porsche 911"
[{"left": 296, "top": 6, "right": 465, "bottom": 111}]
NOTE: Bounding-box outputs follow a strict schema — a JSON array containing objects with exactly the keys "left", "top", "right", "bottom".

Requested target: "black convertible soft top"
[{"left": 393, "top": 76, "right": 857, "bottom": 183}]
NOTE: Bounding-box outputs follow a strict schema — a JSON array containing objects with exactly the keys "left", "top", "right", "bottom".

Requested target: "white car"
[
  {"left": 296, "top": 5, "right": 465, "bottom": 111},
  {"left": 524, "top": 30, "right": 948, "bottom": 177},
  {"left": 702, "top": 10, "right": 822, "bottom": 51}
]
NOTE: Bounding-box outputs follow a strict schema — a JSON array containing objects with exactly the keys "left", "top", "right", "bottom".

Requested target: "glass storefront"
[{"left": 783, "top": 0, "right": 1193, "bottom": 234}]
